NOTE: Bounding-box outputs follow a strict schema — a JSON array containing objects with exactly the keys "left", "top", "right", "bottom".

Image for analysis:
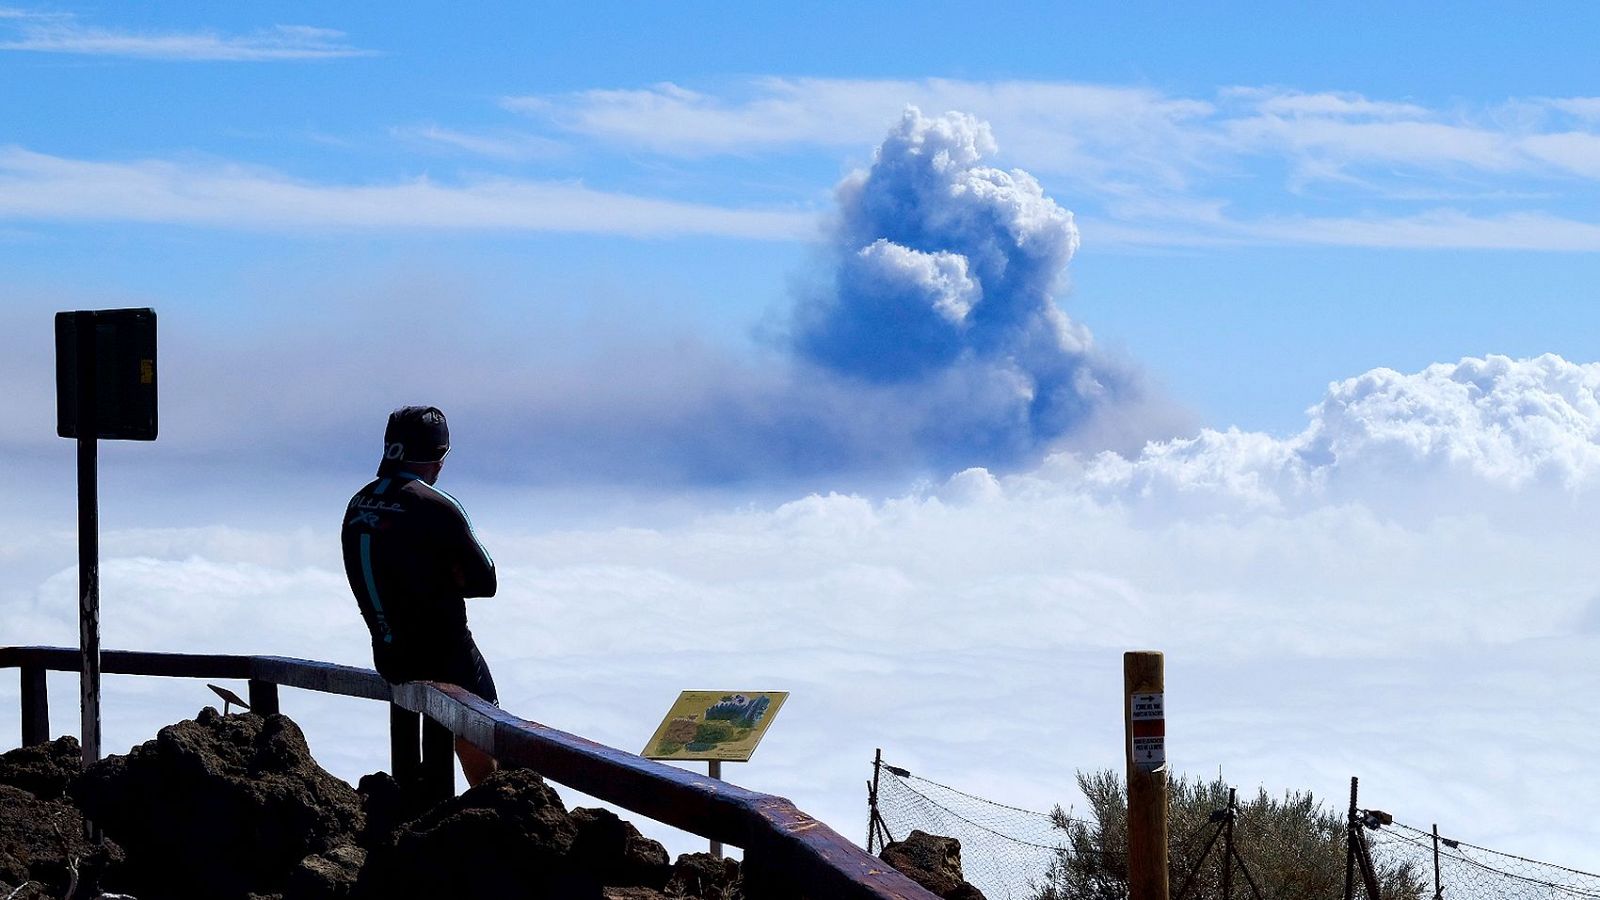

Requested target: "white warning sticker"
[
  {"left": 1132, "top": 736, "right": 1166, "bottom": 770},
  {"left": 1130, "top": 692, "right": 1164, "bottom": 720}
]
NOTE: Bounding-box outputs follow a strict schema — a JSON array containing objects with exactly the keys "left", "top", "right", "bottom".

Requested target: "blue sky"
[
  {"left": 6, "top": 2, "right": 1600, "bottom": 447},
  {"left": 7, "top": 1, "right": 1600, "bottom": 873}
]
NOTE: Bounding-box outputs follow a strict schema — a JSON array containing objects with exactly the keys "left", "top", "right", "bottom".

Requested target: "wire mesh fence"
[
  {"left": 871, "top": 759, "right": 1082, "bottom": 899},
  {"left": 1364, "top": 818, "right": 1600, "bottom": 899},
  {"left": 869, "top": 754, "right": 1600, "bottom": 900}
]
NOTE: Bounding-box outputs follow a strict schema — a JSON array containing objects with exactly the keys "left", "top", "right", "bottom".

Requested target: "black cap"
[{"left": 378, "top": 406, "right": 449, "bottom": 474}]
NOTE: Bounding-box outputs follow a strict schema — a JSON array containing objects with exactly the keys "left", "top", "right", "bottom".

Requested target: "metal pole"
[
  {"left": 1222, "top": 787, "right": 1235, "bottom": 900},
  {"left": 74, "top": 311, "right": 102, "bottom": 767},
  {"left": 867, "top": 748, "right": 883, "bottom": 854},
  {"left": 708, "top": 759, "right": 723, "bottom": 859},
  {"left": 1343, "top": 777, "right": 1358, "bottom": 900},
  {"left": 1125, "top": 650, "right": 1169, "bottom": 900},
  {"left": 1440, "top": 826, "right": 1452, "bottom": 890}
]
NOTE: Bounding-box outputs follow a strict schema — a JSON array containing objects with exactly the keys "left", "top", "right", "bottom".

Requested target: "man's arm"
[
  {"left": 451, "top": 511, "right": 496, "bottom": 598},
  {"left": 429, "top": 486, "right": 496, "bottom": 598}
]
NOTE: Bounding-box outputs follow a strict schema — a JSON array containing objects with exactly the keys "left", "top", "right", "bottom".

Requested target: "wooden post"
[
  {"left": 21, "top": 665, "right": 49, "bottom": 746},
  {"left": 421, "top": 715, "right": 455, "bottom": 806},
  {"left": 247, "top": 679, "right": 280, "bottom": 716},
  {"left": 741, "top": 843, "right": 802, "bottom": 900},
  {"left": 1125, "top": 650, "right": 1169, "bottom": 900},
  {"left": 74, "top": 311, "right": 102, "bottom": 767},
  {"left": 390, "top": 703, "right": 421, "bottom": 785}
]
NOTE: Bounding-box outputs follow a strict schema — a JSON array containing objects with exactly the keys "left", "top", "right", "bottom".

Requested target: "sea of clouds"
[
  {"left": 3, "top": 109, "right": 1599, "bottom": 872},
  {"left": 5, "top": 351, "right": 1600, "bottom": 869}
]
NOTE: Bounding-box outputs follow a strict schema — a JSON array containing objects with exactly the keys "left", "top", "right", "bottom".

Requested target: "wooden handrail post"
[
  {"left": 421, "top": 715, "right": 455, "bottom": 806},
  {"left": 21, "top": 664, "right": 49, "bottom": 746},
  {"left": 742, "top": 844, "right": 804, "bottom": 900},
  {"left": 247, "top": 679, "right": 280, "bottom": 716},
  {"left": 1125, "top": 650, "right": 1169, "bottom": 900},
  {"left": 390, "top": 703, "right": 421, "bottom": 786}
]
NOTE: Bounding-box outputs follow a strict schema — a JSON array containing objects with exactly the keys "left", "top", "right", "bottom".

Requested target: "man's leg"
[
  {"left": 456, "top": 738, "right": 498, "bottom": 787},
  {"left": 450, "top": 642, "right": 501, "bottom": 786}
]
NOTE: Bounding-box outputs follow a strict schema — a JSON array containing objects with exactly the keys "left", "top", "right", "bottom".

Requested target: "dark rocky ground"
[{"left": 0, "top": 710, "right": 980, "bottom": 899}]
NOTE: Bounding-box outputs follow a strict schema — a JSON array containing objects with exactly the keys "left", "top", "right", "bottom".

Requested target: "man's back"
[{"left": 341, "top": 471, "right": 495, "bottom": 681}]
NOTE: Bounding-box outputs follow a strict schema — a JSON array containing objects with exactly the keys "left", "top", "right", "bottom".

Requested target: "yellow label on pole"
[{"left": 642, "top": 691, "right": 789, "bottom": 762}]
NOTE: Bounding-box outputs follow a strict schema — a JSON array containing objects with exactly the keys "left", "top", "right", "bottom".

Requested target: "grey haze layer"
[{"left": 2, "top": 109, "right": 1173, "bottom": 488}]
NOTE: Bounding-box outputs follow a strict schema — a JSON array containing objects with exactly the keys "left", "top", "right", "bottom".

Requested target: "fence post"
[
  {"left": 867, "top": 748, "right": 883, "bottom": 854},
  {"left": 421, "top": 715, "right": 455, "bottom": 806},
  {"left": 1440, "top": 819, "right": 1452, "bottom": 896},
  {"left": 21, "top": 665, "right": 49, "bottom": 746},
  {"left": 248, "top": 679, "right": 280, "bottom": 716},
  {"left": 1344, "top": 777, "right": 1358, "bottom": 900},
  {"left": 1125, "top": 650, "right": 1169, "bottom": 900},
  {"left": 1221, "top": 786, "right": 1235, "bottom": 900}
]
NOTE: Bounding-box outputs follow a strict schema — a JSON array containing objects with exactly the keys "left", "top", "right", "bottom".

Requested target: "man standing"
[{"left": 341, "top": 406, "right": 499, "bottom": 786}]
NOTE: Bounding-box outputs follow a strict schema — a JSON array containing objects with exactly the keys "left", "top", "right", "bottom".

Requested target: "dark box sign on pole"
[
  {"left": 54, "top": 307, "right": 157, "bottom": 775},
  {"left": 55, "top": 308, "right": 158, "bottom": 441}
]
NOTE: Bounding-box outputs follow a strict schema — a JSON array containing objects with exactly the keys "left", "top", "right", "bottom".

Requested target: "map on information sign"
[{"left": 643, "top": 691, "right": 789, "bottom": 762}]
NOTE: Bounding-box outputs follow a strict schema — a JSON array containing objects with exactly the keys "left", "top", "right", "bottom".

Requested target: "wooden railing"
[{"left": 0, "top": 645, "right": 935, "bottom": 900}]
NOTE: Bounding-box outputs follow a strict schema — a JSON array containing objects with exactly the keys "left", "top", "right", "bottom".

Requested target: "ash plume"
[{"left": 789, "top": 107, "right": 1165, "bottom": 470}]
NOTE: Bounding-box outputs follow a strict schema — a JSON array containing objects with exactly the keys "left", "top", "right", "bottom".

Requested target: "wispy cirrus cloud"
[
  {"left": 507, "top": 77, "right": 1600, "bottom": 183},
  {"left": 499, "top": 78, "right": 1600, "bottom": 252},
  {"left": 0, "top": 147, "right": 811, "bottom": 238},
  {"left": 503, "top": 78, "right": 1215, "bottom": 191},
  {"left": 391, "top": 124, "right": 569, "bottom": 162},
  {"left": 0, "top": 10, "right": 373, "bottom": 61}
]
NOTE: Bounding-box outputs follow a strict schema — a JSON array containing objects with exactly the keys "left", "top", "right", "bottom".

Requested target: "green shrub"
[{"left": 1032, "top": 770, "right": 1425, "bottom": 900}]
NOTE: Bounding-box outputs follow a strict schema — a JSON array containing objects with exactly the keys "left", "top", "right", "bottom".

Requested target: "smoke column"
[{"left": 791, "top": 107, "right": 1152, "bottom": 469}]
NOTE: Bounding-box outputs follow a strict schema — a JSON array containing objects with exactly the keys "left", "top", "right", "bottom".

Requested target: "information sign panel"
[
  {"left": 643, "top": 691, "right": 788, "bottom": 762},
  {"left": 55, "top": 308, "right": 158, "bottom": 441}
]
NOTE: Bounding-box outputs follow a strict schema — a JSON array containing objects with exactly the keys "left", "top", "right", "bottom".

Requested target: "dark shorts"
[{"left": 377, "top": 639, "right": 499, "bottom": 705}]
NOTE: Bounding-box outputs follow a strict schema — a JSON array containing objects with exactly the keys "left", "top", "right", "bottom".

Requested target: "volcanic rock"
[
  {"left": 0, "top": 736, "right": 81, "bottom": 802},
  {"left": 356, "top": 768, "right": 692, "bottom": 898},
  {"left": 284, "top": 844, "right": 366, "bottom": 900},
  {"left": 664, "top": 852, "right": 742, "bottom": 898},
  {"left": 72, "top": 707, "right": 364, "bottom": 900},
  {"left": 355, "top": 767, "right": 581, "bottom": 897},
  {"left": 354, "top": 771, "right": 406, "bottom": 848},
  {"left": 569, "top": 806, "right": 672, "bottom": 888},
  {"left": 0, "top": 782, "right": 125, "bottom": 899},
  {"left": 880, "top": 830, "right": 986, "bottom": 900}
]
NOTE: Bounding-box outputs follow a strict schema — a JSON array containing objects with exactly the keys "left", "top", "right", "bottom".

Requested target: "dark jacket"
[{"left": 341, "top": 471, "right": 495, "bottom": 682}]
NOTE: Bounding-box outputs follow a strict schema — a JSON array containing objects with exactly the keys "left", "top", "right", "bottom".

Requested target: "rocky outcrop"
[
  {"left": 880, "top": 830, "right": 987, "bottom": 900},
  {"left": 284, "top": 844, "right": 367, "bottom": 900},
  {"left": 2, "top": 712, "right": 749, "bottom": 900},
  {"left": 358, "top": 768, "right": 656, "bottom": 898},
  {"left": 663, "top": 852, "right": 742, "bottom": 898},
  {"left": 569, "top": 807, "right": 673, "bottom": 888},
  {"left": 0, "top": 739, "right": 125, "bottom": 900},
  {"left": 72, "top": 707, "right": 364, "bottom": 900},
  {"left": 0, "top": 736, "right": 82, "bottom": 802},
  {"left": 354, "top": 771, "right": 407, "bottom": 848}
]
